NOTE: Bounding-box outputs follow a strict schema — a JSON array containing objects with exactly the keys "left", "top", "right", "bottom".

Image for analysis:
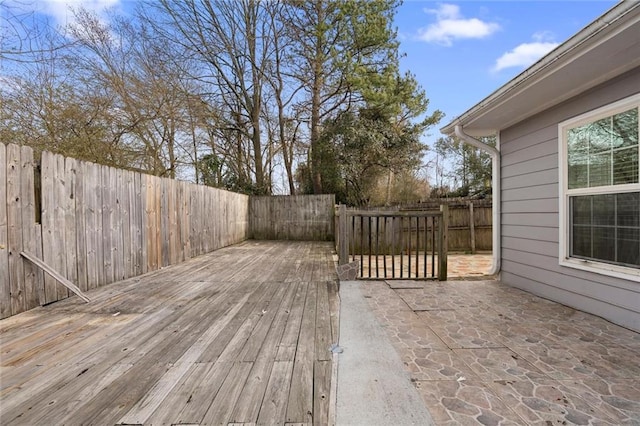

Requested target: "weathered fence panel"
[
  {"left": 347, "top": 213, "right": 439, "bottom": 253},
  {"left": 2, "top": 143, "right": 339, "bottom": 318},
  {"left": 250, "top": 195, "right": 335, "bottom": 241},
  {"left": 353, "top": 199, "right": 492, "bottom": 252},
  {"left": 2, "top": 145, "right": 44, "bottom": 317},
  {"left": 1, "top": 144, "right": 251, "bottom": 318},
  {"left": 445, "top": 201, "right": 491, "bottom": 252}
]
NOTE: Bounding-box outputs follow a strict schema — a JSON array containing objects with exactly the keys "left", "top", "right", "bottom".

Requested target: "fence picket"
[
  {"left": 0, "top": 144, "right": 10, "bottom": 318},
  {"left": 20, "top": 146, "right": 38, "bottom": 310},
  {"left": 114, "top": 168, "right": 125, "bottom": 281},
  {"left": 75, "top": 161, "right": 88, "bottom": 292},
  {"left": 154, "top": 177, "right": 162, "bottom": 269},
  {"left": 144, "top": 174, "right": 154, "bottom": 272},
  {"left": 64, "top": 157, "right": 78, "bottom": 292},
  {"left": 6, "top": 144, "right": 24, "bottom": 314},
  {"left": 180, "top": 181, "right": 190, "bottom": 260},
  {"left": 161, "top": 178, "right": 170, "bottom": 267},
  {"left": 101, "top": 165, "right": 114, "bottom": 284},
  {"left": 41, "top": 152, "right": 55, "bottom": 303},
  {"left": 122, "top": 170, "right": 133, "bottom": 279},
  {"left": 54, "top": 154, "right": 68, "bottom": 299},
  {"left": 34, "top": 224, "right": 45, "bottom": 304},
  {"left": 133, "top": 171, "right": 144, "bottom": 275},
  {"left": 85, "top": 161, "right": 99, "bottom": 289}
]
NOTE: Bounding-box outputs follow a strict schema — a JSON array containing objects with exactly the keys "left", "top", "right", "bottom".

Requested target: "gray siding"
[{"left": 499, "top": 66, "right": 640, "bottom": 332}]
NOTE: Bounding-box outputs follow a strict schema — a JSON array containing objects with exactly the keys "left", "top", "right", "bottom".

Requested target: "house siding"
[{"left": 499, "top": 66, "right": 640, "bottom": 332}]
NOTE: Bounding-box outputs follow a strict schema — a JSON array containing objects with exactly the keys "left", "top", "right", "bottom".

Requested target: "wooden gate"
[{"left": 336, "top": 205, "right": 448, "bottom": 280}]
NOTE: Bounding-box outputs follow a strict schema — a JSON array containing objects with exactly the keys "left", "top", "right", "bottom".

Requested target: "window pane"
[
  {"left": 588, "top": 117, "right": 612, "bottom": 153},
  {"left": 568, "top": 149, "right": 588, "bottom": 189},
  {"left": 569, "top": 192, "right": 640, "bottom": 268},
  {"left": 617, "top": 192, "right": 640, "bottom": 227},
  {"left": 568, "top": 129, "right": 589, "bottom": 189},
  {"left": 572, "top": 225, "right": 591, "bottom": 258},
  {"left": 589, "top": 152, "right": 612, "bottom": 187},
  {"left": 568, "top": 127, "right": 590, "bottom": 152},
  {"left": 593, "top": 194, "right": 614, "bottom": 226},
  {"left": 592, "top": 226, "right": 616, "bottom": 262},
  {"left": 612, "top": 108, "right": 639, "bottom": 149},
  {"left": 571, "top": 196, "right": 591, "bottom": 225},
  {"left": 613, "top": 147, "right": 638, "bottom": 185},
  {"left": 567, "top": 107, "right": 638, "bottom": 189},
  {"left": 617, "top": 228, "right": 640, "bottom": 267}
]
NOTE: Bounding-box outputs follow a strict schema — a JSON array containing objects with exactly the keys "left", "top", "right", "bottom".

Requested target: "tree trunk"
[
  {"left": 385, "top": 169, "right": 393, "bottom": 206},
  {"left": 279, "top": 111, "right": 295, "bottom": 195},
  {"left": 248, "top": 0, "right": 264, "bottom": 194},
  {"left": 251, "top": 98, "right": 264, "bottom": 192},
  {"left": 310, "top": 0, "right": 325, "bottom": 194}
]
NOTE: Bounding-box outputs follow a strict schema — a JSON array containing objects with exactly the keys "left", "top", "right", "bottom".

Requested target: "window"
[{"left": 559, "top": 94, "right": 640, "bottom": 278}]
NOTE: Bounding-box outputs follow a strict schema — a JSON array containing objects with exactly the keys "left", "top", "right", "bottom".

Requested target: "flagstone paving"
[
  {"left": 360, "top": 279, "right": 640, "bottom": 425},
  {"left": 448, "top": 253, "right": 493, "bottom": 278}
]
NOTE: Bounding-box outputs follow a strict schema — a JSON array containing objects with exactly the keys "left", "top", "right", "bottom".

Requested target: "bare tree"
[
  {"left": 261, "top": 1, "right": 307, "bottom": 194},
  {"left": 2, "top": 0, "right": 437, "bottom": 199},
  {"left": 152, "top": 0, "right": 275, "bottom": 193},
  {"left": 68, "top": 8, "right": 204, "bottom": 177},
  {"left": 0, "top": 17, "right": 133, "bottom": 166},
  {"left": 0, "top": 1, "right": 72, "bottom": 63}
]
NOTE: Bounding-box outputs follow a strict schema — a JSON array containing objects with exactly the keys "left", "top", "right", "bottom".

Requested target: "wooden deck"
[{"left": 0, "top": 240, "right": 339, "bottom": 426}]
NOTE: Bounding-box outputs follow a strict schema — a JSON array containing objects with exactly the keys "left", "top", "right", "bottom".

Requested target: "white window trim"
[{"left": 558, "top": 93, "right": 640, "bottom": 281}]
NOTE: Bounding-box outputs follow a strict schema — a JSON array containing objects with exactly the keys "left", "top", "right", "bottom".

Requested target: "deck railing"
[{"left": 336, "top": 205, "right": 448, "bottom": 280}]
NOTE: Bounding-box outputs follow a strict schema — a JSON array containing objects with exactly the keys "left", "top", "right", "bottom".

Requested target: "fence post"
[
  {"left": 469, "top": 201, "right": 476, "bottom": 254},
  {"left": 338, "top": 204, "right": 349, "bottom": 265},
  {"left": 438, "top": 204, "right": 448, "bottom": 281}
]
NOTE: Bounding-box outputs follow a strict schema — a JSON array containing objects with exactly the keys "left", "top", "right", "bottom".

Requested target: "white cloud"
[
  {"left": 417, "top": 3, "right": 500, "bottom": 46},
  {"left": 34, "top": 0, "right": 121, "bottom": 26},
  {"left": 532, "top": 31, "right": 555, "bottom": 43},
  {"left": 492, "top": 40, "right": 559, "bottom": 72}
]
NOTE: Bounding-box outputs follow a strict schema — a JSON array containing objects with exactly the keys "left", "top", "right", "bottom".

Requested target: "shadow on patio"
[{"left": 353, "top": 278, "right": 640, "bottom": 424}]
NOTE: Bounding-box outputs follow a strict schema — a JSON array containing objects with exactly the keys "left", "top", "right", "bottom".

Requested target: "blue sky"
[
  {"left": 9, "top": 0, "right": 619, "bottom": 144},
  {"left": 394, "top": 0, "right": 617, "bottom": 141}
]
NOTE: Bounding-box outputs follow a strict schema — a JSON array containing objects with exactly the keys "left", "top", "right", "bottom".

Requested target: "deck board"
[
  {"left": 286, "top": 281, "right": 317, "bottom": 424},
  {"left": 0, "top": 241, "right": 338, "bottom": 426}
]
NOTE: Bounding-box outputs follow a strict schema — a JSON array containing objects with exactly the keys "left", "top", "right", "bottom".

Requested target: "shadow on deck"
[{"left": 0, "top": 240, "right": 339, "bottom": 426}]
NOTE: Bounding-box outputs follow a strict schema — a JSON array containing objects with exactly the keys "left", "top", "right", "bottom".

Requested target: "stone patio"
[
  {"left": 359, "top": 279, "right": 640, "bottom": 425},
  {"left": 447, "top": 253, "right": 493, "bottom": 278}
]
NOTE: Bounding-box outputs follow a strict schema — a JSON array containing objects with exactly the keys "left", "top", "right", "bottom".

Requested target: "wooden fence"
[
  {"left": 355, "top": 200, "right": 492, "bottom": 253},
  {"left": 1, "top": 144, "right": 249, "bottom": 319},
  {"left": 443, "top": 200, "right": 491, "bottom": 252},
  {"left": 250, "top": 194, "right": 335, "bottom": 241}
]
